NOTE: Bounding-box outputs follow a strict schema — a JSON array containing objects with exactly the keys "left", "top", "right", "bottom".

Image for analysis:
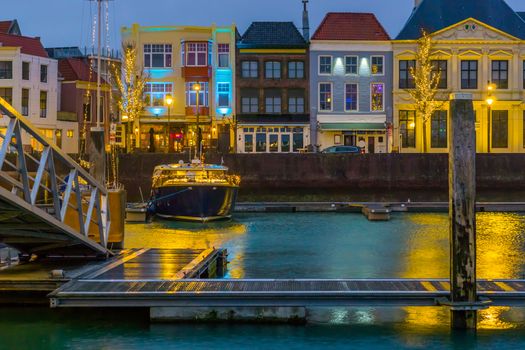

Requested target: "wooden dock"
[{"left": 0, "top": 248, "right": 226, "bottom": 303}]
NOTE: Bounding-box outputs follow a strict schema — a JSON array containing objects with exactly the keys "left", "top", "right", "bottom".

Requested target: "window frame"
[
  {"left": 39, "top": 90, "right": 47, "bottom": 118},
  {"left": 144, "top": 83, "right": 173, "bottom": 107},
  {"left": 288, "top": 95, "right": 305, "bottom": 114},
  {"left": 431, "top": 60, "right": 448, "bottom": 89},
  {"left": 492, "top": 110, "right": 509, "bottom": 149},
  {"left": 371, "top": 55, "right": 385, "bottom": 76},
  {"left": 431, "top": 110, "right": 448, "bottom": 148},
  {"left": 40, "top": 65, "right": 48, "bottom": 83},
  {"left": 186, "top": 42, "right": 207, "bottom": 67},
  {"left": 318, "top": 55, "right": 333, "bottom": 75},
  {"left": 491, "top": 60, "right": 509, "bottom": 90},
  {"left": 399, "top": 110, "right": 416, "bottom": 148},
  {"left": 265, "top": 61, "right": 281, "bottom": 79},
  {"left": 344, "top": 55, "right": 358, "bottom": 75},
  {"left": 399, "top": 60, "right": 416, "bottom": 89},
  {"left": 185, "top": 82, "right": 208, "bottom": 107},
  {"left": 217, "top": 44, "right": 230, "bottom": 68},
  {"left": 264, "top": 92, "right": 282, "bottom": 114},
  {"left": 217, "top": 82, "right": 230, "bottom": 108},
  {"left": 370, "top": 83, "right": 385, "bottom": 112},
  {"left": 22, "top": 62, "right": 30, "bottom": 80},
  {"left": 288, "top": 61, "right": 304, "bottom": 79},
  {"left": 21, "top": 88, "right": 29, "bottom": 116},
  {"left": 344, "top": 83, "right": 359, "bottom": 112},
  {"left": 0, "top": 87, "right": 12, "bottom": 105},
  {"left": 241, "top": 61, "right": 258, "bottom": 78},
  {"left": 0, "top": 61, "right": 13, "bottom": 79},
  {"left": 318, "top": 82, "right": 333, "bottom": 112},
  {"left": 461, "top": 60, "right": 478, "bottom": 90}
]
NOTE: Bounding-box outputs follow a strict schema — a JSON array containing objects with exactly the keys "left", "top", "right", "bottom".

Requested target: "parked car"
[{"left": 321, "top": 146, "right": 362, "bottom": 154}]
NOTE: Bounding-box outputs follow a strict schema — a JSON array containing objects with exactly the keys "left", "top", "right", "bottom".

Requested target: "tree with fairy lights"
[
  {"left": 113, "top": 43, "right": 147, "bottom": 152},
  {"left": 406, "top": 30, "right": 448, "bottom": 153}
]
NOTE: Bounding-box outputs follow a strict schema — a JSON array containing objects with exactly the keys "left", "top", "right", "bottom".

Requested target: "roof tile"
[
  {"left": 312, "top": 13, "right": 390, "bottom": 41},
  {"left": 239, "top": 22, "right": 307, "bottom": 48}
]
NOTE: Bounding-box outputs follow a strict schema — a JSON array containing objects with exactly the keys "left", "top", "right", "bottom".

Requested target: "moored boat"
[{"left": 148, "top": 160, "right": 240, "bottom": 222}]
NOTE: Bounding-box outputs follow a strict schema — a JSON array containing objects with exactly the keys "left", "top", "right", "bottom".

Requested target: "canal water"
[{"left": 2, "top": 212, "right": 525, "bottom": 349}]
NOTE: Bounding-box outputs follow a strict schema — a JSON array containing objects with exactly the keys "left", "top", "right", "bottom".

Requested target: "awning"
[{"left": 320, "top": 123, "right": 386, "bottom": 131}]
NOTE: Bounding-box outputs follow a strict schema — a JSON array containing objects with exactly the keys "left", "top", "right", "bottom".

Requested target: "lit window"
[
  {"left": 319, "top": 83, "right": 332, "bottom": 111},
  {"left": 217, "top": 83, "right": 230, "bottom": 107},
  {"left": 144, "top": 83, "right": 173, "bottom": 107},
  {"left": 67, "top": 130, "right": 74, "bottom": 138},
  {"left": 371, "top": 83, "right": 384, "bottom": 111},
  {"left": 40, "top": 91, "right": 47, "bottom": 118},
  {"left": 371, "top": 56, "right": 384, "bottom": 75},
  {"left": 345, "top": 84, "right": 358, "bottom": 111}
]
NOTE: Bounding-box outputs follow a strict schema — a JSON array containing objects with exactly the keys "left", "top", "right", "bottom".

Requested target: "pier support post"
[
  {"left": 88, "top": 128, "right": 106, "bottom": 185},
  {"left": 449, "top": 93, "right": 477, "bottom": 330}
]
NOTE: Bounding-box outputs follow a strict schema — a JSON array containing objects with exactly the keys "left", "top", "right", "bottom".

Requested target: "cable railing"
[{"left": 0, "top": 97, "right": 111, "bottom": 250}]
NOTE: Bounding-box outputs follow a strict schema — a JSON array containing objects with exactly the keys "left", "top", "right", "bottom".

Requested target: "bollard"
[{"left": 449, "top": 93, "right": 477, "bottom": 330}]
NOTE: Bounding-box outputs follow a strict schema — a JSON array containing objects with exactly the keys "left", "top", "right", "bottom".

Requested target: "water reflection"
[{"left": 123, "top": 212, "right": 525, "bottom": 328}]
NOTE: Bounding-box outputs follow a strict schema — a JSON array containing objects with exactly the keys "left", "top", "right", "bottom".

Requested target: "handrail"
[{"left": 0, "top": 97, "right": 110, "bottom": 249}]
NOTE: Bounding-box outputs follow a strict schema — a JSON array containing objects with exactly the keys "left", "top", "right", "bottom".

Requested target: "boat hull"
[{"left": 151, "top": 185, "right": 238, "bottom": 222}]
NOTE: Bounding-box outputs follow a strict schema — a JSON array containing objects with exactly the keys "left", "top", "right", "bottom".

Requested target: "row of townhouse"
[{"left": 124, "top": 0, "right": 525, "bottom": 154}]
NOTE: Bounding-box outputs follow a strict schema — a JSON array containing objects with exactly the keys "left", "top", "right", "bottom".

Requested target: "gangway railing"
[{"left": 0, "top": 97, "right": 111, "bottom": 257}]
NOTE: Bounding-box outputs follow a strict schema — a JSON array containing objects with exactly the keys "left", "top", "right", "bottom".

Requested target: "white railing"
[{"left": 0, "top": 97, "right": 110, "bottom": 249}]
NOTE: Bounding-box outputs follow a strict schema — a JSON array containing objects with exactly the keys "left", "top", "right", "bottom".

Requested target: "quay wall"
[{"left": 118, "top": 153, "right": 525, "bottom": 201}]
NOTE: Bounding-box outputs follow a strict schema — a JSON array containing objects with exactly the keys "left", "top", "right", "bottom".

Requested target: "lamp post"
[
  {"left": 165, "top": 94, "right": 173, "bottom": 153},
  {"left": 193, "top": 82, "right": 202, "bottom": 158},
  {"left": 486, "top": 82, "right": 496, "bottom": 153}
]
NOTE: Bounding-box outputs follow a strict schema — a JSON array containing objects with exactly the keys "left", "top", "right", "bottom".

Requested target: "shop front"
[
  {"left": 237, "top": 124, "right": 310, "bottom": 153},
  {"left": 137, "top": 122, "right": 213, "bottom": 153}
]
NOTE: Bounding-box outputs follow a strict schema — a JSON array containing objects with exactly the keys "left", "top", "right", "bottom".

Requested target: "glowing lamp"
[
  {"left": 409, "top": 122, "right": 416, "bottom": 129},
  {"left": 193, "top": 83, "right": 201, "bottom": 92},
  {"left": 486, "top": 97, "right": 494, "bottom": 106},
  {"left": 165, "top": 94, "right": 173, "bottom": 106}
]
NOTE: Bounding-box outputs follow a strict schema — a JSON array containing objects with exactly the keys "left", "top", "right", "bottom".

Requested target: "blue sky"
[{"left": 3, "top": 0, "right": 525, "bottom": 48}]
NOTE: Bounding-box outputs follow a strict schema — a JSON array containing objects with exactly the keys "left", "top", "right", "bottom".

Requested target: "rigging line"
[{"left": 79, "top": 1, "right": 85, "bottom": 51}]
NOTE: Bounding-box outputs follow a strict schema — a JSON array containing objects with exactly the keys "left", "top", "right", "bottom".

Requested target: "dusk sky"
[{"left": 3, "top": 0, "right": 525, "bottom": 49}]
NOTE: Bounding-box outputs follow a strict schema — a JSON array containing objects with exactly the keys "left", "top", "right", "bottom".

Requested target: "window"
[
  {"left": 345, "top": 84, "right": 358, "bottom": 111},
  {"left": 256, "top": 133, "right": 266, "bottom": 152},
  {"left": 345, "top": 56, "right": 358, "bottom": 75},
  {"left": 241, "top": 97, "right": 258, "bottom": 113},
  {"left": 217, "top": 83, "right": 230, "bottom": 107},
  {"left": 281, "top": 134, "right": 291, "bottom": 152},
  {"left": 399, "top": 110, "right": 416, "bottom": 148},
  {"left": 39, "top": 91, "right": 47, "bottom": 118},
  {"left": 431, "top": 110, "right": 447, "bottom": 148},
  {"left": 244, "top": 134, "right": 253, "bottom": 152},
  {"left": 186, "top": 43, "right": 207, "bottom": 66},
  {"left": 491, "top": 60, "right": 508, "bottom": 89},
  {"left": 241, "top": 61, "right": 258, "bottom": 78},
  {"left": 431, "top": 60, "right": 447, "bottom": 89},
  {"left": 144, "top": 83, "right": 173, "bottom": 107},
  {"left": 67, "top": 130, "right": 74, "bottom": 138},
  {"left": 399, "top": 60, "right": 415, "bottom": 89},
  {"left": 288, "top": 61, "right": 304, "bottom": 79},
  {"left": 241, "top": 89, "right": 258, "bottom": 113},
  {"left": 0, "top": 61, "right": 12, "bottom": 79},
  {"left": 288, "top": 89, "right": 305, "bottom": 114},
  {"left": 0, "top": 88, "right": 12, "bottom": 104},
  {"left": 186, "top": 82, "right": 208, "bottom": 106},
  {"left": 269, "top": 134, "right": 279, "bottom": 152},
  {"left": 22, "top": 62, "right": 29, "bottom": 80},
  {"left": 293, "top": 128, "right": 304, "bottom": 152},
  {"left": 144, "top": 44, "right": 172, "bottom": 68},
  {"left": 265, "top": 61, "right": 281, "bottom": 79},
  {"left": 492, "top": 110, "right": 508, "bottom": 148},
  {"left": 40, "top": 65, "right": 48, "bottom": 83},
  {"left": 218, "top": 44, "right": 230, "bottom": 68},
  {"left": 319, "top": 83, "right": 332, "bottom": 111},
  {"left": 21, "top": 89, "right": 29, "bottom": 116},
  {"left": 319, "top": 56, "right": 332, "bottom": 75},
  {"left": 265, "top": 90, "right": 281, "bottom": 113},
  {"left": 461, "top": 60, "right": 478, "bottom": 89},
  {"left": 371, "top": 83, "right": 384, "bottom": 111},
  {"left": 371, "top": 56, "right": 384, "bottom": 75}
]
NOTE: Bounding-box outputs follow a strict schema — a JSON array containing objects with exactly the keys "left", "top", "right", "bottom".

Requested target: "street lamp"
[
  {"left": 193, "top": 82, "right": 202, "bottom": 158},
  {"left": 486, "top": 82, "right": 497, "bottom": 153},
  {"left": 165, "top": 94, "right": 173, "bottom": 153}
]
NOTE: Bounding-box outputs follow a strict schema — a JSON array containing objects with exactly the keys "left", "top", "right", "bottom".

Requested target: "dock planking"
[{"left": 49, "top": 278, "right": 525, "bottom": 308}]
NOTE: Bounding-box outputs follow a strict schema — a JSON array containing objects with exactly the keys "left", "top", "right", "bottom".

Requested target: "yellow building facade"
[
  {"left": 393, "top": 18, "right": 525, "bottom": 153},
  {"left": 121, "top": 23, "right": 236, "bottom": 153}
]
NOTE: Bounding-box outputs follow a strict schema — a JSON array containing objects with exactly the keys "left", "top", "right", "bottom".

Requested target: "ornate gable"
[{"left": 431, "top": 19, "right": 519, "bottom": 41}]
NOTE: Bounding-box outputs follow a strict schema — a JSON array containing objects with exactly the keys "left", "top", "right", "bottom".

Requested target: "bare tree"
[
  {"left": 113, "top": 43, "right": 147, "bottom": 151},
  {"left": 406, "top": 30, "right": 447, "bottom": 153}
]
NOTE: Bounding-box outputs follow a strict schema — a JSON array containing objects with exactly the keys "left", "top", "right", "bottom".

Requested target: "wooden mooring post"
[{"left": 449, "top": 93, "right": 477, "bottom": 330}]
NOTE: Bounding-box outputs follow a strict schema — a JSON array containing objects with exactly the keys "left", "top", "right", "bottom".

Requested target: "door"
[{"left": 368, "top": 136, "right": 375, "bottom": 154}]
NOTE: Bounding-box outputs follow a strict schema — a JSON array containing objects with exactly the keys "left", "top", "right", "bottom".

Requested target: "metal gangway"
[{"left": 0, "top": 98, "right": 112, "bottom": 259}]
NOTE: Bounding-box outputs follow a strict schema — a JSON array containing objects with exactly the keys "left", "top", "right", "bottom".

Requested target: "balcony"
[{"left": 181, "top": 66, "right": 212, "bottom": 80}]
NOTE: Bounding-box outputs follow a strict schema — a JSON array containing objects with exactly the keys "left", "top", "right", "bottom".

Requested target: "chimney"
[
  {"left": 415, "top": 0, "right": 423, "bottom": 8},
  {"left": 302, "top": 0, "right": 310, "bottom": 42}
]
